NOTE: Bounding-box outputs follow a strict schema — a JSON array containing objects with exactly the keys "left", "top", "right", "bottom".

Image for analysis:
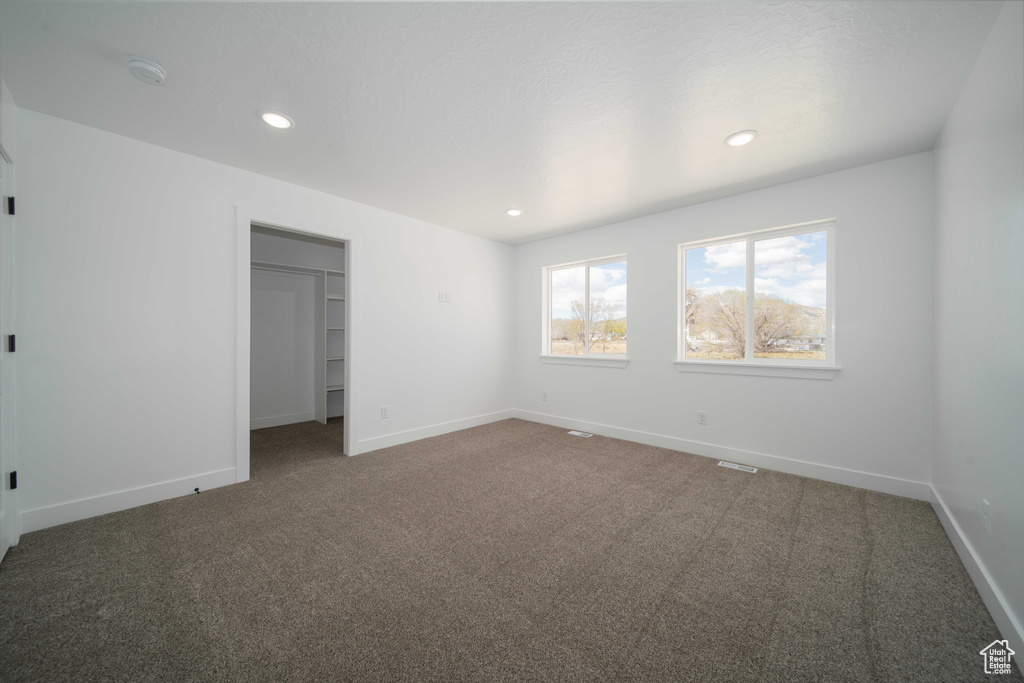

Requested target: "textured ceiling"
[{"left": 0, "top": 2, "right": 1003, "bottom": 244}]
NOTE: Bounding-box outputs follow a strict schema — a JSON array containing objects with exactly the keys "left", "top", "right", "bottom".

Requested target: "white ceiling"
[{"left": 0, "top": 1, "right": 1003, "bottom": 245}]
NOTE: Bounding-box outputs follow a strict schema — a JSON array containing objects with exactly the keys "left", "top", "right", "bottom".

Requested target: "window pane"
[
  {"left": 588, "top": 261, "right": 627, "bottom": 355},
  {"left": 685, "top": 241, "right": 746, "bottom": 359},
  {"left": 550, "top": 266, "right": 586, "bottom": 355},
  {"left": 753, "top": 231, "right": 827, "bottom": 360}
]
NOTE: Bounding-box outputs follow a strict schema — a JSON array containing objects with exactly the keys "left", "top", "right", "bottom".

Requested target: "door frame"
[
  {"left": 0, "top": 149, "right": 18, "bottom": 554},
  {"left": 235, "top": 206, "right": 358, "bottom": 483}
]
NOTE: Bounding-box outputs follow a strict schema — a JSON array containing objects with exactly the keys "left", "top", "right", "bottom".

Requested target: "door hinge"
[
  {"left": 6, "top": 335, "right": 13, "bottom": 353},
  {"left": 5, "top": 197, "right": 12, "bottom": 215},
  {"left": 8, "top": 471, "right": 16, "bottom": 490}
]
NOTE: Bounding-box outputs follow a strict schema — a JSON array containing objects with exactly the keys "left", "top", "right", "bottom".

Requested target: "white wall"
[
  {"left": 513, "top": 152, "right": 935, "bottom": 498},
  {"left": 933, "top": 1, "right": 1024, "bottom": 650},
  {"left": 15, "top": 109, "right": 514, "bottom": 532},
  {"left": 250, "top": 269, "right": 316, "bottom": 429}
]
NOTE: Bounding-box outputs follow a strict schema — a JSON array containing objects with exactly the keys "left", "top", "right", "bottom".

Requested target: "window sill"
[
  {"left": 541, "top": 355, "right": 630, "bottom": 369},
  {"left": 673, "top": 360, "right": 840, "bottom": 380}
]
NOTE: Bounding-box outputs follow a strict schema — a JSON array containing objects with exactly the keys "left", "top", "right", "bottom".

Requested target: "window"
[
  {"left": 545, "top": 256, "right": 627, "bottom": 358},
  {"left": 679, "top": 220, "right": 835, "bottom": 368}
]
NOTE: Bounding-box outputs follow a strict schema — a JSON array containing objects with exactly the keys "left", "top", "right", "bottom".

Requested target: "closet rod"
[{"left": 250, "top": 260, "right": 326, "bottom": 276}]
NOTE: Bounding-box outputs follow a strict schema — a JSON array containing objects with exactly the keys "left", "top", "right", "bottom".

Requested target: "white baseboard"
[
  {"left": 513, "top": 409, "right": 931, "bottom": 501},
  {"left": 931, "top": 486, "right": 1023, "bottom": 652},
  {"left": 20, "top": 467, "right": 237, "bottom": 534},
  {"left": 250, "top": 411, "right": 316, "bottom": 430},
  {"left": 0, "top": 507, "right": 9, "bottom": 556},
  {"left": 357, "top": 409, "right": 515, "bottom": 454}
]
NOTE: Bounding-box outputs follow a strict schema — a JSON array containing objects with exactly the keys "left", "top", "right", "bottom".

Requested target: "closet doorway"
[{"left": 236, "top": 212, "right": 354, "bottom": 483}]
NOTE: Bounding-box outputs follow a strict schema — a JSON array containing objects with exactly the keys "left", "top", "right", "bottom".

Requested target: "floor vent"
[
  {"left": 567, "top": 430, "right": 594, "bottom": 438},
  {"left": 718, "top": 461, "right": 757, "bottom": 473}
]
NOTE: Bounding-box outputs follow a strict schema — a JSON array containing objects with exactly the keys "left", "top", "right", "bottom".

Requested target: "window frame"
[
  {"left": 541, "top": 254, "right": 629, "bottom": 366},
  {"left": 676, "top": 219, "right": 838, "bottom": 377}
]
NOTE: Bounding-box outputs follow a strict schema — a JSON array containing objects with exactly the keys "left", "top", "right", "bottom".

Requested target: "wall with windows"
[
  {"left": 513, "top": 151, "right": 935, "bottom": 497},
  {"left": 933, "top": 0, "right": 1023, "bottom": 650}
]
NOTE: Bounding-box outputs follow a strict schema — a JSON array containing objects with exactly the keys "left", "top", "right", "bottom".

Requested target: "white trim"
[
  {"left": 585, "top": 264, "right": 591, "bottom": 345},
  {"left": 236, "top": 209, "right": 251, "bottom": 481},
  {"left": 250, "top": 411, "right": 316, "bottom": 430},
  {"left": 541, "top": 355, "right": 630, "bottom": 369},
  {"left": 513, "top": 409, "right": 930, "bottom": 500},
  {"left": 237, "top": 205, "right": 360, "bottom": 482},
  {"left": 745, "top": 238, "right": 755, "bottom": 360},
  {"left": 357, "top": 409, "right": 515, "bottom": 453},
  {"left": 0, "top": 154, "right": 19, "bottom": 548},
  {"left": 678, "top": 217, "right": 838, "bottom": 249},
  {"left": 673, "top": 360, "right": 840, "bottom": 380},
  {"left": 931, "top": 487, "right": 1024, "bottom": 653},
  {"left": 540, "top": 266, "right": 549, "bottom": 355},
  {"left": 20, "top": 467, "right": 236, "bottom": 534},
  {"left": 547, "top": 254, "right": 627, "bottom": 271}
]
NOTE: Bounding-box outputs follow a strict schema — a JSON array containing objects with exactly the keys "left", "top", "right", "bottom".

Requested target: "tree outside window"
[{"left": 548, "top": 258, "right": 627, "bottom": 356}]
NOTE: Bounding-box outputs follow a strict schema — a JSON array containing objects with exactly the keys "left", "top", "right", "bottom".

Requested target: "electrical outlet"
[
  {"left": 438, "top": 291, "right": 445, "bottom": 303},
  {"left": 445, "top": 291, "right": 452, "bottom": 304},
  {"left": 381, "top": 406, "right": 390, "bottom": 419},
  {"left": 697, "top": 411, "right": 707, "bottom": 425},
  {"left": 982, "top": 498, "right": 992, "bottom": 533},
  {"left": 542, "top": 391, "right": 548, "bottom": 402}
]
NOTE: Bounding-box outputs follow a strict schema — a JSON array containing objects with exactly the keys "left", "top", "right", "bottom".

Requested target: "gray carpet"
[{"left": 0, "top": 418, "right": 1018, "bottom": 682}]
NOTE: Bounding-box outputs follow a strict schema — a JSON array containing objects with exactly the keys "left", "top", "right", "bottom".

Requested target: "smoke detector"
[{"left": 127, "top": 58, "right": 167, "bottom": 86}]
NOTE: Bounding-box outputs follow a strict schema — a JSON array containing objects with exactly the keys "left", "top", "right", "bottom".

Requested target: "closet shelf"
[
  {"left": 251, "top": 260, "right": 324, "bottom": 276},
  {"left": 327, "top": 357, "right": 345, "bottom": 362},
  {"left": 327, "top": 327, "right": 345, "bottom": 331},
  {"left": 250, "top": 261, "right": 345, "bottom": 277},
  {"left": 327, "top": 296, "right": 346, "bottom": 302},
  {"left": 327, "top": 385, "right": 345, "bottom": 392}
]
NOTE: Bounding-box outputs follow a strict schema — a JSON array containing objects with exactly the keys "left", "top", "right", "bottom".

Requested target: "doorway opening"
[{"left": 235, "top": 210, "right": 355, "bottom": 483}]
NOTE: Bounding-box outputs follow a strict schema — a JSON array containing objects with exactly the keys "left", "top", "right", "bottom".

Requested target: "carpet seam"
[
  {"left": 753, "top": 476, "right": 808, "bottom": 681},
  {"left": 859, "top": 489, "right": 881, "bottom": 682},
  {"left": 607, "top": 467, "right": 755, "bottom": 680}
]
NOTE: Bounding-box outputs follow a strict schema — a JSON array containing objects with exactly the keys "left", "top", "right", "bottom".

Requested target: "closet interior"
[{"left": 250, "top": 225, "right": 347, "bottom": 429}]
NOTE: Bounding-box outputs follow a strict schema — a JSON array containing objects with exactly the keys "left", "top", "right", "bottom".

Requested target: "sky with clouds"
[
  {"left": 685, "top": 231, "right": 827, "bottom": 308},
  {"left": 551, "top": 261, "right": 627, "bottom": 320}
]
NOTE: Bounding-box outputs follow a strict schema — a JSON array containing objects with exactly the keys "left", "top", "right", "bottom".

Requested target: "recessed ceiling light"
[
  {"left": 506, "top": 208, "right": 522, "bottom": 217},
  {"left": 260, "top": 110, "right": 294, "bottom": 129},
  {"left": 725, "top": 130, "right": 758, "bottom": 147},
  {"left": 127, "top": 57, "right": 167, "bottom": 86}
]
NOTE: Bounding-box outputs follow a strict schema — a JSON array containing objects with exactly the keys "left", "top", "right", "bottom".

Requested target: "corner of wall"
[
  {"left": 930, "top": 486, "right": 1024, "bottom": 652},
  {"left": 929, "top": 0, "right": 1024, "bottom": 652}
]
